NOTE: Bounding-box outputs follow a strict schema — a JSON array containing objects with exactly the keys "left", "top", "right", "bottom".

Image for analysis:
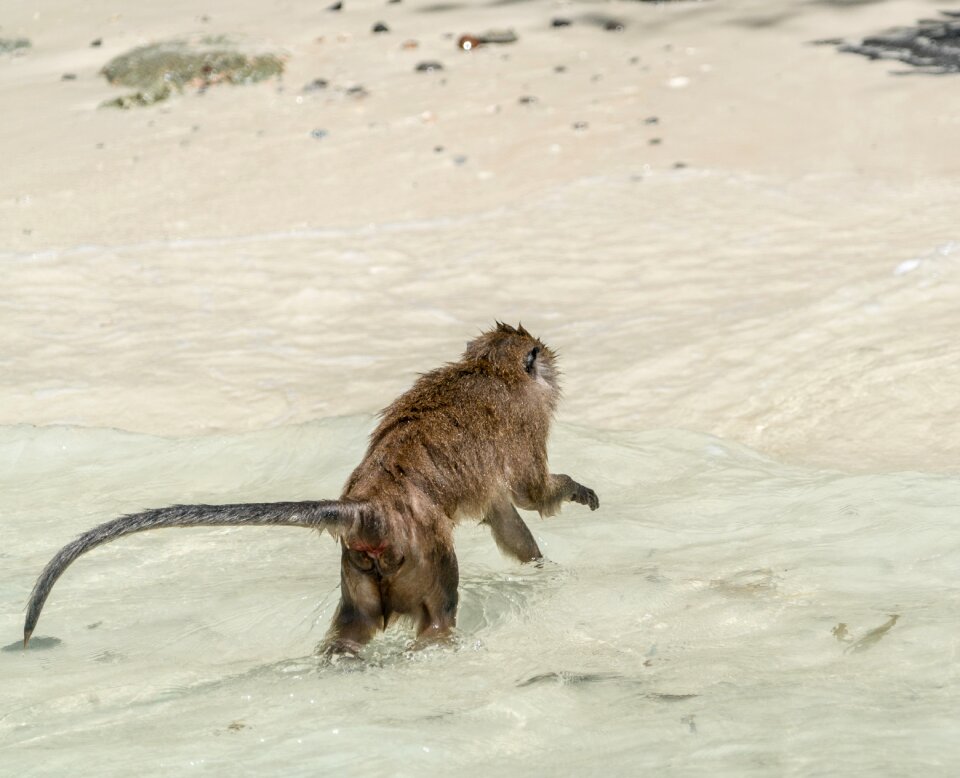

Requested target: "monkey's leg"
[
  {"left": 513, "top": 474, "right": 600, "bottom": 516},
  {"left": 413, "top": 545, "right": 459, "bottom": 648},
  {"left": 320, "top": 550, "right": 384, "bottom": 657},
  {"left": 483, "top": 498, "right": 542, "bottom": 563}
]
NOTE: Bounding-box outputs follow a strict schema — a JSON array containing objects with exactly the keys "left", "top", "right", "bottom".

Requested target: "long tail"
[{"left": 23, "top": 499, "right": 369, "bottom": 648}]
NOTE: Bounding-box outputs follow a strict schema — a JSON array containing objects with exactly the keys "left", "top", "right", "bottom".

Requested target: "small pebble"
[
  {"left": 644, "top": 116, "right": 659, "bottom": 124},
  {"left": 401, "top": 39, "right": 419, "bottom": 49},
  {"left": 372, "top": 22, "right": 390, "bottom": 33},
  {"left": 346, "top": 85, "right": 368, "bottom": 98},
  {"left": 649, "top": 138, "right": 662, "bottom": 145},
  {"left": 433, "top": 145, "right": 444, "bottom": 153},
  {"left": 572, "top": 121, "right": 589, "bottom": 131},
  {"left": 61, "top": 73, "right": 77, "bottom": 81},
  {"left": 554, "top": 65, "right": 567, "bottom": 73},
  {"left": 304, "top": 78, "right": 329, "bottom": 92},
  {"left": 478, "top": 29, "right": 518, "bottom": 44},
  {"left": 389, "top": 0, "right": 402, "bottom": 3},
  {"left": 458, "top": 34, "right": 481, "bottom": 51},
  {"left": 310, "top": 128, "right": 328, "bottom": 139},
  {"left": 415, "top": 60, "right": 444, "bottom": 72},
  {"left": 604, "top": 20, "right": 625, "bottom": 32},
  {"left": 551, "top": 18, "right": 572, "bottom": 28},
  {"left": 518, "top": 95, "right": 538, "bottom": 105},
  {"left": 673, "top": 162, "right": 687, "bottom": 169},
  {"left": 453, "top": 154, "right": 468, "bottom": 165},
  {"left": 327, "top": 1, "right": 342, "bottom": 10},
  {"left": 90, "top": 38, "right": 102, "bottom": 48}
]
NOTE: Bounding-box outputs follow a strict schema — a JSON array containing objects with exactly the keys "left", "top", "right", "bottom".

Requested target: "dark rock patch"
[
  {"left": 0, "top": 37, "right": 31, "bottom": 54},
  {"left": 835, "top": 12, "right": 960, "bottom": 74}
]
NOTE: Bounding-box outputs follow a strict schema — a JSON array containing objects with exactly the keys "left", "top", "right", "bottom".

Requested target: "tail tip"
[{"left": 23, "top": 627, "right": 33, "bottom": 649}]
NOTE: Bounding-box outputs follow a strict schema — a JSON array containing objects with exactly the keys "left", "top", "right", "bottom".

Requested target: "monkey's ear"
[{"left": 524, "top": 346, "right": 541, "bottom": 375}]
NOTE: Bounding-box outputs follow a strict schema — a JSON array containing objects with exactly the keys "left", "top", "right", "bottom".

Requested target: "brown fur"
[{"left": 326, "top": 322, "right": 598, "bottom": 655}]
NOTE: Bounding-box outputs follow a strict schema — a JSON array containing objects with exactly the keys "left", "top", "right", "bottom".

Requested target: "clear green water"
[{"left": 2, "top": 420, "right": 957, "bottom": 775}]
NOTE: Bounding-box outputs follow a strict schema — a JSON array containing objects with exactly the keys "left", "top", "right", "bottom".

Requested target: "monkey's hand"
[{"left": 569, "top": 481, "right": 600, "bottom": 511}]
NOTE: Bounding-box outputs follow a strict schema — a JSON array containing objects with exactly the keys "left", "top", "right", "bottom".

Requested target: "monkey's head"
[{"left": 464, "top": 322, "right": 560, "bottom": 395}]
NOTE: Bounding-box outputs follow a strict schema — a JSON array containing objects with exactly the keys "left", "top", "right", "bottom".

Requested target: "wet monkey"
[{"left": 23, "top": 324, "right": 599, "bottom": 657}]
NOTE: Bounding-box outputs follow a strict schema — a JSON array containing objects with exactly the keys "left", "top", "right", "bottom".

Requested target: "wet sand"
[{"left": 2, "top": 0, "right": 959, "bottom": 473}]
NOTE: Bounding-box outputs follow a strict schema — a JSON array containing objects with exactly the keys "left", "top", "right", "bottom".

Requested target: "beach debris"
[
  {"left": 0, "top": 37, "right": 31, "bottom": 54},
  {"left": 457, "top": 29, "right": 518, "bottom": 50},
  {"left": 303, "top": 77, "right": 329, "bottom": 92},
  {"left": 844, "top": 614, "right": 900, "bottom": 654},
  {"left": 99, "top": 38, "right": 284, "bottom": 108},
  {"left": 372, "top": 22, "right": 390, "bottom": 34},
  {"left": 415, "top": 60, "right": 444, "bottom": 72},
  {"left": 835, "top": 12, "right": 960, "bottom": 74}
]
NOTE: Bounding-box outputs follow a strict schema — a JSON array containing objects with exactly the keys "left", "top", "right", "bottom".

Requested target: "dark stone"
[
  {"left": 604, "top": 20, "right": 625, "bottom": 32},
  {"left": 310, "top": 128, "right": 328, "bottom": 139},
  {"left": 554, "top": 65, "right": 567, "bottom": 73},
  {"left": 415, "top": 60, "right": 444, "bottom": 72},
  {"left": 327, "top": 1, "right": 343, "bottom": 10},
  {"left": 572, "top": 121, "right": 589, "bottom": 131},
  {"left": 649, "top": 137, "right": 662, "bottom": 145},
  {"left": 61, "top": 73, "right": 77, "bottom": 81},
  {"left": 372, "top": 22, "right": 390, "bottom": 33},
  {"left": 304, "top": 77, "right": 329, "bottom": 92},
  {"left": 518, "top": 95, "right": 538, "bottom": 105},
  {"left": 644, "top": 116, "right": 659, "bottom": 124},
  {"left": 551, "top": 18, "right": 573, "bottom": 28},
  {"left": 91, "top": 38, "right": 103, "bottom": 48}
]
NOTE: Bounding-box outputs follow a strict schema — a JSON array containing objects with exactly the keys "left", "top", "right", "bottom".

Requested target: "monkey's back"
[{"left": 340, "top": 356, "right": 552, "bottom": 529}]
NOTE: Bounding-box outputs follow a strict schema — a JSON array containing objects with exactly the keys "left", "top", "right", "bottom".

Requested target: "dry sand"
[{"left": 2, "top": 0, "right": 959, "bottom": 471}]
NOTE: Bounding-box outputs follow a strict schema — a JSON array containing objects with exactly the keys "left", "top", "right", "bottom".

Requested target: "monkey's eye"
[{"left": 524, "top": 346, "right": 540, "bottom": 375}]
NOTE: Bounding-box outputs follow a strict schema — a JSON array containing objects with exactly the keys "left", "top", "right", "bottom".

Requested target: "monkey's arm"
[
  {"left": 482, "top": 497, "right": 542, "bottom": 563},
  {"left": 511, "top": 474, "right": 599, "bottom": 517}
]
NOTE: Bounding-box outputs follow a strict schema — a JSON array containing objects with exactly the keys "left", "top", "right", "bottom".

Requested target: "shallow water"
[{"left": 2, "top": 419, "right": 958, "bottom": 775}]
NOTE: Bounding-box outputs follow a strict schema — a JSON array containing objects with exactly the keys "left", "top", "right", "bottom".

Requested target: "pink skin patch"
[{"left": 349, "top": 542, "right": 388, "bottom": 558}]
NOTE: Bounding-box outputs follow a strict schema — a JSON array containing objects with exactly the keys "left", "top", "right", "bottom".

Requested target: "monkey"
[{"left": 23, "top": 323, "right": 599, "bottom": 657}]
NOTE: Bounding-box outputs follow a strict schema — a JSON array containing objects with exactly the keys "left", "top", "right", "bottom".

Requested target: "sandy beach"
[{"left": 2, "top": 0, "right": 959, "bottom": 774}]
